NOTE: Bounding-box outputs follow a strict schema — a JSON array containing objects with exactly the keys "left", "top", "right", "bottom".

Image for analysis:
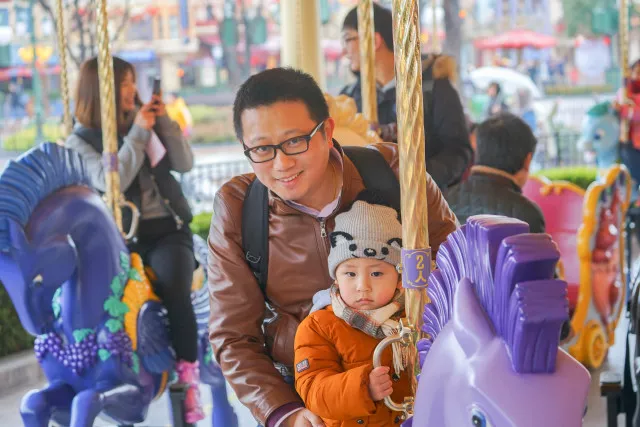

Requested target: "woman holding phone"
[{"left": 65, "top": 56, "right": 204, "bottom": 423}]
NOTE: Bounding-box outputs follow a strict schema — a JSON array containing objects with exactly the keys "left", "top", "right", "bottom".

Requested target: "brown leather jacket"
[{"left": 207, "top": 143, "right": 458, "bottom": 424}]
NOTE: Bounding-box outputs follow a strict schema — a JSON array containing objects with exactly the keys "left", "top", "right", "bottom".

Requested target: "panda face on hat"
[{"left": 330, "top": 231, "right": 402, "bottom": 261}]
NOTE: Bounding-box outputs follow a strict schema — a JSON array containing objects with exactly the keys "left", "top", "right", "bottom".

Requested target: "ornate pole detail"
[
  {"left": 373, "top": 0, "right": 430, "bottom": 417},
  {"left": 95, "top": 0, "right": 123, "bottom": 232},
  {"left": 55, "top": 0, "right": 72, "bottom": 137},
  {"left": 357, "top": 0, "right": 378, "bottom": 125}
]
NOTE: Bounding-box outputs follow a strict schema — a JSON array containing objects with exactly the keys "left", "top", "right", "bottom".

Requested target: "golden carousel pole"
[
  {"left": 373, "top": 0, "right": 429, "bottom": 420},
  {"left": 357, "top": 0, "right": 378, "bottom": 125},
  {"left": 95, "top": 0, "right": 123, "bottom": 232},
  {"left": 54, "top": 0, "right": 72, "bottom": 137},
  {"left": 619, "top": 0, "right": 631, "bottom": 143},
  {"left": 431, "top": 0, "right": 438, "bottom": 52}
]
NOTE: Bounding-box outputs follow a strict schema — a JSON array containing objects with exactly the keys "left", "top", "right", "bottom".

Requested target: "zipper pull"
[{"left": 320, "top": 220, "right": 327, "bottom": 238}]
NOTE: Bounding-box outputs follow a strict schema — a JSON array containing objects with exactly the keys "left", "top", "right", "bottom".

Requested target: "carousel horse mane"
[
  {"left": 0, "top": 142, "right": 88, "bottom": 251},
  {"left": 324, "top": 93, "right": 382, "bottom": 147},
  {"left": 419, "top": 215, "right": 568, "bottom": 374}
]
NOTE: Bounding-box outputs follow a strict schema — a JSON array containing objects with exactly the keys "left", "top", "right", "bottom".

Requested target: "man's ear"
[
  {"left": 374, "top": 32, "right": 384, "bottom": 51},
  {"left": 522, "top": 152, "right": 533, "bottom": 172},
  {"left": 324, "top": 117, "right": 335, "bottom": 146}
]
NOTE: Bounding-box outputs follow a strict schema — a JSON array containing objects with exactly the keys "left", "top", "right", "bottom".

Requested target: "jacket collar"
[{"left": 469, "top": 165, "right": 522, "bottom": 193}]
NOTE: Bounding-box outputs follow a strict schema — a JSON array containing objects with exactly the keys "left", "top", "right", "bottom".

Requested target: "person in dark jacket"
[
  {"left": 339, "top": 3, "right": 472, "bottom": 189},
  {"left": 445, "top": 112, "right": 545, "bottom": 233}
]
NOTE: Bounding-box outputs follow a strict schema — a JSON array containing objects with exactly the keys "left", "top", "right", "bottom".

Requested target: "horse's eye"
[{"left": 471, "top": 408, "right": 487, "bottom": 427}]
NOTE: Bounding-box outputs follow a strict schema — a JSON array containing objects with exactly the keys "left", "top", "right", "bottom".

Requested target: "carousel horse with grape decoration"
[
  {"left": 0, "top": 143, "right": 237, "bottom": 427},
  {"left": 409, "top": 215, "right": 591, "bottom": 427}
]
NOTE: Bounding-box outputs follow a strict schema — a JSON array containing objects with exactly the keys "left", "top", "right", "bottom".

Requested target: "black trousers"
[{"left": 128, "top": 217, "right": 198, "bottom": 362}]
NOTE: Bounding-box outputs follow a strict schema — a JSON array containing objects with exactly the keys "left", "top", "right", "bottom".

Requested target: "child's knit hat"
[{"left": 328, "top": 193, "right": 403, "bottom": 279}]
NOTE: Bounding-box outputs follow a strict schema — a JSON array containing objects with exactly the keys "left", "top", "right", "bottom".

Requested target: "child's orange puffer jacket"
[{"left": 294, "top": 306, "right": 411, "bottom": 426}]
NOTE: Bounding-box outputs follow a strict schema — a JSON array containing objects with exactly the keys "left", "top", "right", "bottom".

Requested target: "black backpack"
[{"left": 241, "top": 145, "right": 401, "bottom": 295}]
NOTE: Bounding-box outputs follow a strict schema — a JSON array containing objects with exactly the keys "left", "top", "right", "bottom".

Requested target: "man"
[
  {"left": 445, "top": 113, "right": 545, "bottom": 233},
  {"left": 339, "top": 3, "right": 472, "bottom": 189},
  {"left": 207, "top": 68, "right": 458, "bottom": 427}
]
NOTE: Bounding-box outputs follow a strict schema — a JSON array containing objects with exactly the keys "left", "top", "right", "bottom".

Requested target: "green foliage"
[
  {"left": 544, "top": 84, "right": 615, "bottom": 96},
  {"left": 188, "top": 105, "right": 236, "bottom": 145},
  {"left": 105, "top": 318, "right": 123, "bottom": 333},
  {"left": 190, "top": 212, "right": 213, "bottom": 240},
  {"left": 1, "top": 123, "right": 64, "bottom": 152},
  {"left": 131, "top": 353, "right": 140, "bottom": 374},
  {"left": 103, "top": 296, "right": 130, "bottom": 318},
  {"left": 73, "top": 328, "right": 94, "bottom": 343},
  {"left": 0, "top": 282, "right": 34, "bottom": 357},
  {"left": 98, "top": 349, "right": 111, "bottom": 361},
  {"left": 535, "top": 166, "right": 598, "bottom": 190}
]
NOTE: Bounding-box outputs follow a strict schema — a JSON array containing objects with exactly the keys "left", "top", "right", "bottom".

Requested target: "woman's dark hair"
[
  {"left": 74, "top": 56, "right": 140, "bottom": 134},
  {"left": 233, "top": 67, "right": 329, "bottom": 141}
]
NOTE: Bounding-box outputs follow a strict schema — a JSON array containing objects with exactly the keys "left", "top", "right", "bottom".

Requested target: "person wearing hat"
[{"left": 293, "top": 193, "right": 411, "bottom": 426}]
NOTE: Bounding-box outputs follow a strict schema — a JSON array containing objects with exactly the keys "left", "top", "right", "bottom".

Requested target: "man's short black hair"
[
  {"left": 342, "top": 2, "right": 394, "bottom": 52},
  {"left": 233, "top": 67, "right": 329, "bottom": 141},
  {"left": 475, "top": 113, "right": 537, "bottom": 175}
]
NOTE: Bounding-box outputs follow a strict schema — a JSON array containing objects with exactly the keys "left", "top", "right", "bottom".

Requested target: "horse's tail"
[{"left": 0, "top": 142, "right": 89, "bottom": 251}]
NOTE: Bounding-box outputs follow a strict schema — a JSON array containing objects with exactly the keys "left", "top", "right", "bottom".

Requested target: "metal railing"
[
  {"left": 180, "top": 158, "right": 252, "bottom": 213},
  {"left": 180, "top": 130, "right": 589, "bottom": 212}
]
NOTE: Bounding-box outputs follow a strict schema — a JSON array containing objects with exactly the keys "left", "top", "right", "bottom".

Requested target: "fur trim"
[{"left": 422, "top": 54, "right": 457, "bottom": 82}]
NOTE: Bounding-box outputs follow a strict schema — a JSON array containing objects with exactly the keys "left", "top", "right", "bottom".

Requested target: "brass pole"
[
  {"left": 392, "top": 0, "right": 429, "bottom": 400},
  {"left": 54, "top": 0, "right": 72, "bottom": 136},
  {"left": 95, "top": 0, "right": 123, "bottom": 232},
  {"left": 619, "top": 0, "right": 630, "bottom": 143},
  {"left": 357, "top": 0, "right": 378, "bottom": 124},
  {"left": 431, "top": 0, "right": 438, "bottom": 52}
]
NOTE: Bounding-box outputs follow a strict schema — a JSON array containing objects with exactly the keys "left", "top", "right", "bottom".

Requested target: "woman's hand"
[
  {"left": 150, "top": 94, "right": 167, "bottom": 116},
  {"left": 134, "top": 103, "right": 156, "bottom": 130}
]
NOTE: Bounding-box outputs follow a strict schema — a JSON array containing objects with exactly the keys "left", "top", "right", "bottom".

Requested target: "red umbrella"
[{"left": 474, "top": 29, "right": 556, "bottom": 50}]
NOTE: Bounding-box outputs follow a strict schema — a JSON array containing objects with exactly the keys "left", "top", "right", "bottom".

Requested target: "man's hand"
[
  {"left": 368, "top": 366, "right": 393, "bottom": 401},
  {"left": 282, "top": 408, "right": 324, "bottom": 427}
]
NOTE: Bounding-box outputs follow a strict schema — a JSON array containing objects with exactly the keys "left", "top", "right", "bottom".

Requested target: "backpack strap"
[
  {"left": 241, "top": 146, "right": 401, "bottom": 295},
  {"left": 343, "top": 146, "right": 401, "bottom": 212},
  {"left": 241, "top": 177, "right": 270, "bottom": 296}
]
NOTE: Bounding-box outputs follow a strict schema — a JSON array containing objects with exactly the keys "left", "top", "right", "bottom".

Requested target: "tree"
[
  {"left": 36, "top": 0, "right": 131, "bottom": 68},
  {"left": 560, "top": 0, "right": 604, "bottom": 37}
]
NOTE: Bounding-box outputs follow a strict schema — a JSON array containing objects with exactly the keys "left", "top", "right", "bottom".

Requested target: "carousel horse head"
[
  {"left": 324, "top": 93, "right": 382, "bottom": 147},
  {"left": 0, "top": 143, "right": 91, "bottom": 335},
  {"left": 413, "top": 215, "right": 590, "bottom": 427},
  {"left": 578, "top": 102, "right": 620, "bottom": 170}
]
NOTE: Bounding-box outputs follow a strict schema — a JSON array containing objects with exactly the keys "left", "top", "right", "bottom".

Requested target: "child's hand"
[{"left": 368, "top": 366, "right": 393, "bottom": 401}]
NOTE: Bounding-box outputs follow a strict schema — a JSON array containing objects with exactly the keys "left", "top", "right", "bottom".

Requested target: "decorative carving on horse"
[
  {"left": 324, "top": 93, "right": 382, "bottom": 147},
  {"left": 412, "top": 215, "right": 591, "bottom": 426},
  {"left": 0, "top": 143, "right": 237, "bottom": 427}
]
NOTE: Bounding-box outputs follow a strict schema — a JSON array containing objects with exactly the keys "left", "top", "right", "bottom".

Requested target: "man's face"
[
  {"left": 240, "top": 101, "right": 334, "bottom": 206},
  {"left": 341, "top": 28, "right": 360, "bottom": 72}
]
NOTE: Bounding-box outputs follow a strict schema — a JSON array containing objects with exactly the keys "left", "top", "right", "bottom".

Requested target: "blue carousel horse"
[
  {"left": 0, "top": 143, "right": 237, "bottom": 427},
  {"left": 577, "top": 101, "right": 620, "bottom": 171}
]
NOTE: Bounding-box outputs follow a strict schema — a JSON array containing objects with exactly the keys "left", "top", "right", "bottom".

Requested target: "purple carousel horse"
[
  {"left": 0, "top": 143, "right": 237, "bottom": 427},
  {"left": 412, "top": 215, "right": 591, "bottom": 427}
]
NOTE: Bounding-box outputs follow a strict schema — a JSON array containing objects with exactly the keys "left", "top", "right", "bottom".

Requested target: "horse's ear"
[{"left": 452, "top": 278, "right": 493, "bottom": 357}]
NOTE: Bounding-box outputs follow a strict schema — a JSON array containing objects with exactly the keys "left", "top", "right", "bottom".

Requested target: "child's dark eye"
[
  {"left": 345, "top": 272, "right": 356, "bottom": 277},
  {"left": 371, "top": 272, "right": 383, "bottom": 277}
]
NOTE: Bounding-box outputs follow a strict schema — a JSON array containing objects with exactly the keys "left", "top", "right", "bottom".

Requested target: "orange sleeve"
[{"left": 294, "top": 315, "right": 377, "bottom": 420}]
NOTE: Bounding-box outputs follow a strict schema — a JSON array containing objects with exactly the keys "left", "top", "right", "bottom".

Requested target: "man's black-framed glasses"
[{"left": 243, "top": 121, "right": 325, "bottom": 163}]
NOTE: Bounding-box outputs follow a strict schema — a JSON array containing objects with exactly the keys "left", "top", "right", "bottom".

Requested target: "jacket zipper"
[{"left": 319, "top": 219, "right": 327, "bottom": 238}]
